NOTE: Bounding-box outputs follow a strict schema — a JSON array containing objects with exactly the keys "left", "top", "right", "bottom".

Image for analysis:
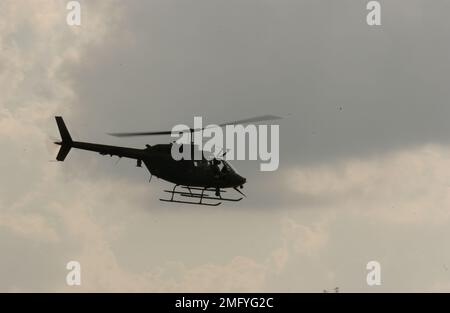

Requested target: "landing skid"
[{"left": 160, "top": 185, "right": 243, "bottom": 206}]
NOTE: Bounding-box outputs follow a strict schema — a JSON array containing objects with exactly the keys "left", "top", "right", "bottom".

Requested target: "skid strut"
[{"left": 160, "top": 185, "right": 243, "bottom": 206}]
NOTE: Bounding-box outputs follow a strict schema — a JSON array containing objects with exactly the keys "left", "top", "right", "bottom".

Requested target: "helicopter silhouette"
[{"left": 54, "top": 115, "right": 280, "bottom": 206}]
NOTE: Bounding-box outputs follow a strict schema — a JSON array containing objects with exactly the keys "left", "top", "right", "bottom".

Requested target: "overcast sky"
[{"left": 2, "top": 0, "right": 450, "bottom": 292}]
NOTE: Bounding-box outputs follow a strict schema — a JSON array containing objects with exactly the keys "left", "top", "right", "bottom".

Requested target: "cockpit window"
[
  {"left": 209, "top": 159, "right": 237, "bottom": 174},
  {"left": 222, "top": 160, "right": 236, "bottom": 173}
]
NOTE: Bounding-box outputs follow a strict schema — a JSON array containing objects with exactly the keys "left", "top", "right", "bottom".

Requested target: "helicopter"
[{"left": 54, "top": 115, "right": 280, "bottom": 206}]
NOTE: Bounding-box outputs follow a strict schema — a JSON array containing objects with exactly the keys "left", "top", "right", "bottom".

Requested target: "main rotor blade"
[
  {"left": 218, "top": 115, "right": 282, "bottom": 127},
  {"left": 108, "top": 130, "right": 175, "bottom": 137},
  {"left": 108, "top": 115, "right": 282, "bottom": 137}
]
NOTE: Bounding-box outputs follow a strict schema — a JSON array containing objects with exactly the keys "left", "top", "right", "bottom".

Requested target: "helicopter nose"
[{"left": 239, "top": 176, "right": 247, "bottom": 185}]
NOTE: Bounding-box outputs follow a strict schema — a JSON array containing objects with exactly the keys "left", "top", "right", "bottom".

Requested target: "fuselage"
[
  {"left": 56, "top": 140, "right": 246, "bottom": 189},
  {"left": 143, "top": 144, "right": 246, "bottom": 188},
  {"left": 54, "top": 116, "right": 246, "bottom": 190}
]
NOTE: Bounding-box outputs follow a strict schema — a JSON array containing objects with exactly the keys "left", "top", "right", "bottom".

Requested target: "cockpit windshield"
[
  {"left": 221, "top": 160, "right": 236, "bottom": 173},
  {"left": 206, "top": 159, "right": 238, "bottom": 174}
]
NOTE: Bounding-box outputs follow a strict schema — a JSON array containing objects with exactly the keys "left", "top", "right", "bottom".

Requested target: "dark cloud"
[{"left": 65, "top": 0, "right": 450, "bottom": 172}]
